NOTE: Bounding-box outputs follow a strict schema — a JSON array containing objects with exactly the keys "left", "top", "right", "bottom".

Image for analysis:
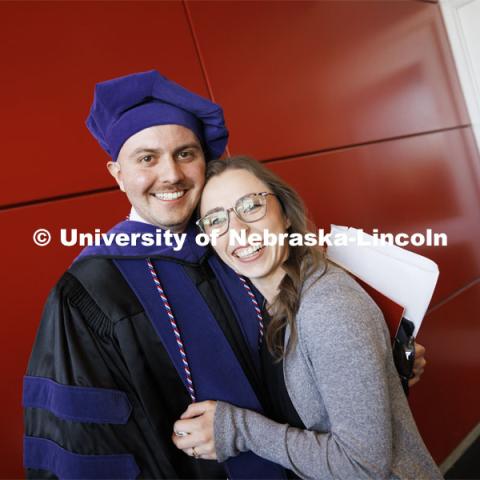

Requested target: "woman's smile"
[{"left": 231, "top": 243, "right": 265, "bottom": 261}]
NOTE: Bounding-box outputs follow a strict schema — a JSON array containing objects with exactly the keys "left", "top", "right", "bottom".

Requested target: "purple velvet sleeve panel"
[
  {"left": 24, "top": 436, "right": 140, "bottom": 479},
  {"left": 23, "top": 376, "right": 132, "bottom": 424}
]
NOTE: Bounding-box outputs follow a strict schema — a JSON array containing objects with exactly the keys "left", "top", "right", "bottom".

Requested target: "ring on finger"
[{"left": 192, "top": 446, "right": 199, "bottom": 459}]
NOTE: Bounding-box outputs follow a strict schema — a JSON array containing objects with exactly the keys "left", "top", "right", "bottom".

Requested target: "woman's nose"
[{"left": 229, "top": 212, "right": 250, "bottom": 235}]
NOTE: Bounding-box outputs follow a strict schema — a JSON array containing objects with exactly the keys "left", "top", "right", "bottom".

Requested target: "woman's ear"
[{"left": 285, "top": 216, "right": 292, "bottom": 230}]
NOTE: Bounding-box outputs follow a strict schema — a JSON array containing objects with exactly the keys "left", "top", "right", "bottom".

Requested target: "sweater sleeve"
[{"left": 214, "top": 274, "right": 397, "bottom": 479}]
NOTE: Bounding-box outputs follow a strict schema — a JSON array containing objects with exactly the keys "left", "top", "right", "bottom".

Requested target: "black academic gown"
[{"left": 24, "top": 252, "right": 274, "bottom": 479}]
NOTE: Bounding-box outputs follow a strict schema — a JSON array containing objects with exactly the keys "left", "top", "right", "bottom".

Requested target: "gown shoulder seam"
[{"left": 62, "top": 272, "right": 114, "bottom": 338}]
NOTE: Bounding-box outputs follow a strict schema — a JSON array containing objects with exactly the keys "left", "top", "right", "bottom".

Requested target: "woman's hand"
[
  {"left": 172, "top": 400, "right": 218, "bottom": 460},
  {"left": 409, "top": 343, "right": 427, "bottom": 387}
]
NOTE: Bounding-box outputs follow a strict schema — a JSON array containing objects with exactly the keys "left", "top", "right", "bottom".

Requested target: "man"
[{"left": 23, "top": 70, "right": 426, "bottom": 479}]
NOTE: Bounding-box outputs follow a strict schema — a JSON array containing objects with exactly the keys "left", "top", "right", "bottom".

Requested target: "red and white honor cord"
[
  {"left": 146, "top": 259, "right": 196, "bottom": 402},
  {"left": 238, "top": 276, "right": 264, "bottom": 346},
  {"left": 146, "top": 259, "right": 265, "bottom": 403}
]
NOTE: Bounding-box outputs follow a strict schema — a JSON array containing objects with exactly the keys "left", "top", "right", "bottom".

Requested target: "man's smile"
[{"left": 151, "top": 190, "right": 186, "bottom": 201}]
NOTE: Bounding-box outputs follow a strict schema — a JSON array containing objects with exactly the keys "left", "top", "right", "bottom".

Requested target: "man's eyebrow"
[
  {"left": 129, "top": 147, "right": 161, "bottom": 158},
  {"left": 173, "top": 143, "right": 202, "bottom": 155},
  {"left": 129, "top": 143, "right": 201, "bottom": 159}
]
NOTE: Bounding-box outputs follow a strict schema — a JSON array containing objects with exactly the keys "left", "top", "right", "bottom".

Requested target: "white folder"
[{"left": 326, "top": 225, "right": 439, "bottom": 335}]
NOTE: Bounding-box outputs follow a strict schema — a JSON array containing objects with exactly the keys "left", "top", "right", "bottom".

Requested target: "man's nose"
[{"left": 158, "top": 156, "right": 184, "bottom": 184}]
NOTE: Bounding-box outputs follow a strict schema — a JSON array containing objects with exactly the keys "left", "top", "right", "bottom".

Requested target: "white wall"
[{"left": 441, "top": 0, "right": 480, "bottom": 154}]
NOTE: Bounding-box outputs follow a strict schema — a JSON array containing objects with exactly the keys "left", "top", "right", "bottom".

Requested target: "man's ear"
[{"left": 107, "top": 161, "right": 125, "bottom": 192}]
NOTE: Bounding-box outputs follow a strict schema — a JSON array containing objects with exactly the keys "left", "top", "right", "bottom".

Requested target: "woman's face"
[{"left": 200, "top": 169, "right": 290, "bottom": 285}]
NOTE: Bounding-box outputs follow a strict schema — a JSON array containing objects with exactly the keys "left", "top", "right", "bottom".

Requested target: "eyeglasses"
[{"left": 196, "top": 192, "right": 276, "bottom": 237}]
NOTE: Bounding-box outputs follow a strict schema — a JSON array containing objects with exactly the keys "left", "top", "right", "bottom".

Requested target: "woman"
[{"left": 172, "top": 156, "right": 442, "bottom": 479}]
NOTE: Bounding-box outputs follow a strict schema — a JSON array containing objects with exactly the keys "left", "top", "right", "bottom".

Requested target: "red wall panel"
[
  {"left": 188, "top": 0, "right": 469, "bottom": 160},
  {"left": 266, "top": 128, "right": 480, "bottom": 305},
  {"left": 0, "top": 191, "right": 129, "bottom": 478},
  {"left": 1, "top": 0, "right": 478, "bottom": 475},
  {"left": 0, "top": 2, "right": 207, "bottom": 207},
  {"left": 410, "top": 281, "right": 480, "bottom": 462}
]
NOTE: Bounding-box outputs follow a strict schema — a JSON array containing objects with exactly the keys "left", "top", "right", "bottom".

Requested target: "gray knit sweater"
[{"left": 214, "top": 264, "right": 443, "bottom": 479}]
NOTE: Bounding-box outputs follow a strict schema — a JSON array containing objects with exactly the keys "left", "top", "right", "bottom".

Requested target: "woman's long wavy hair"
[{"left": 204, "top": 155, "right": 327, "bottom": 360}]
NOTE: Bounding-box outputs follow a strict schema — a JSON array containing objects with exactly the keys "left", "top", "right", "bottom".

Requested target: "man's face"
[{"left": 108, "top": 124, "right": 206, "bottom": 232}]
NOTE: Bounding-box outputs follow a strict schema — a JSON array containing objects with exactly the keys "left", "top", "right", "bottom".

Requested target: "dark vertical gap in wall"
[
  {"left": 182, "top": 0, "right": 231, "bottom": 157},
  {"left": 182, "top": 0, "right": 214, "bottom": 101}
]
